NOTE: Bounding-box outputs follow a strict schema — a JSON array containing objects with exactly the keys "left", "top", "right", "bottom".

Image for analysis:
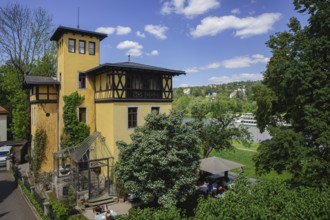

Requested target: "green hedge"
[{"left": 18, "top": 180, "right": 51, "bottom": 220}]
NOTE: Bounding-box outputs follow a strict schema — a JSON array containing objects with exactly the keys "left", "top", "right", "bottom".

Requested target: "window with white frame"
[
  {"left": 89, "top": 41, "right": 95, "bottom": 55},
  {"left": 79, "top": 40, "right": 86, "bottom": 54},
  {"left": 69, "top": 39, "right": 76, "bottom": 52}
]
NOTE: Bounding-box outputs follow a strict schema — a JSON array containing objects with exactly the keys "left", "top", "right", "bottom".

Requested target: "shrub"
[
  {"left": 48, "top": 199, "right": 70, "bottom": 220},
  {"left": 18, "top": 180, "right": 51, "bottom": 220}
]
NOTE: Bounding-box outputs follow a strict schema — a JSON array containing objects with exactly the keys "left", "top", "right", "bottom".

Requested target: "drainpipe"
[{"left": 93, "top": 75, "right": 97, "bottom": 132}]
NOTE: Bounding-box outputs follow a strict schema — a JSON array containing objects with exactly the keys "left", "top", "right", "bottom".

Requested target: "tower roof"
[{"left": 50, "top": 26, "right": 107, "bottom": 41}]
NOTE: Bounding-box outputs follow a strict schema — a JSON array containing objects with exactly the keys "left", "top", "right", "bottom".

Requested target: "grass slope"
[{"left": 210, "top": 141, "right": 291, "bottom": 181}]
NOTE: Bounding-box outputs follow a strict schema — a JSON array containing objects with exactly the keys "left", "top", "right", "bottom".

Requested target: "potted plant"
[{"left": 115, "top": 181, "right": 127, "bottom": 202}]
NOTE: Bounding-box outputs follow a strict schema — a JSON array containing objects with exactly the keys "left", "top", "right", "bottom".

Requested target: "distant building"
[
  {"left": 206, "top": 92, "right": 217, "bottom": 97},
  {"left": 229, "top": 86, "right": 246, "bottom": 98},
  {"left": 0, "top": 106, "right": 8, "bottom": 141},
  {"left": 183, "top": 88, "right": 191, "bottom": 95},
  {"left": 208, "top": 84, "right": 218, "bottom": 88}
]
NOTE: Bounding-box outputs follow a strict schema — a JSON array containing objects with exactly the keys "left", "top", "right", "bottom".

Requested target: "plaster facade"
[{"left": 25, "top": 26, "right": 184, "bottom": 172}]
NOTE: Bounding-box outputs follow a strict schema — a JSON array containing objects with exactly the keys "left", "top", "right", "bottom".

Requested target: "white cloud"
[
  {"left": 208, "top": 73, "right": 263, "bottom": 84},
  {"left": 184, "top": 54, "right": 269, "bottom": 73},
  {"left": 145, "top": 24, "right": 168, "bottom": 40},
  {"left": 203, "top": 62, "right": 221, "bottom": 70},
  {"left": 151, "top": 50, "right": 159, "bottom": 56},
  {"left": 161, "top": 0, "right": 220, "bottom": 18},
  {"left": 116, "top": 26, "right": 132, "bottom": 35},
  {"left": 95, "top": 26, "right": 131, "bottom": 35},
  {"left": 147, "top": 50, "right": 159, "bottom": 56},
  {"left": 190, "top": 13, "right": 281, "bottom": 38},
  {"left": 184, "top": 67, "right": 199, "bottom": 73},
  {"left": 116, "top": 41, "right": 143, "bottom": 57},
  {"left": 231, "top": 8, "right": 240, "bottom": 15},
  {"left": 222, "top": 54, "right": 269, "bottom": 68},
  {"left": 136, "top": 31, "right": 146, "bottom": 38},
  {"left": 95, "top": 27, "right": 115, "bottom": 35}
]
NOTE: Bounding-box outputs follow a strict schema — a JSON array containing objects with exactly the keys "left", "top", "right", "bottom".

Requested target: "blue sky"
[{"left": 1, "top": 0, "right": 308, "bottom": 87}]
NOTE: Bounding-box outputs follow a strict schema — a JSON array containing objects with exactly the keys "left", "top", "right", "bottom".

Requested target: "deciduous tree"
[
  {"left": 253, "top": 0, "right": 330, "bottom": 186},
  {"left": 0, "top": 64, "right": 28, "bottom": 139},
  {"left": 191, "top": 100, "right": 250, "bottom": 158},
  {"left": 0, "top": 3, "right": 53, "bottom": 75},
  {"left": 195, "top": 175, "right": 330, "bottom": 219},
  {"left": 115, "top": 111, "right": 200, "bottom": 208}
]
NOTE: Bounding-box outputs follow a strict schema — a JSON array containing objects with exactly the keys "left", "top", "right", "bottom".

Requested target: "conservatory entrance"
[{"left": 53, "top": 132, "right": 115, "bottom": 200}]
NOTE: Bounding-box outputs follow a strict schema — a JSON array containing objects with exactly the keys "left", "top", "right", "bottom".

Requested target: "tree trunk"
[{"left": 203, "top": 147, "right": 213, "bottom": 158}]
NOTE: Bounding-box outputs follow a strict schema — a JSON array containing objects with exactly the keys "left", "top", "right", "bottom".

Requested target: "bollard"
[{"left": 43, "top": 202, "right": 50, "bottom": 215}]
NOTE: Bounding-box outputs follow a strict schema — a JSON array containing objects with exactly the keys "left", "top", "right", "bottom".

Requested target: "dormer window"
[
  {"left": 69, "top": 39, "right": 76, "bottom": 53},
  {"left": 79, "top": 40, "right": 86, "bottom": 54},
  {"left": 89, "top": 41, "right": 95, "bottom": 55}
]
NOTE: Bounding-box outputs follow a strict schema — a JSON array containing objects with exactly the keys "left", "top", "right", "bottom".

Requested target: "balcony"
[{"left": 126, "top": 89, "right": 162, "bottom": 99}]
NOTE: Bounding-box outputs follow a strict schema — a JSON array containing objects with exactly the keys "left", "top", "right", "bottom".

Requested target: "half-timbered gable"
[{"left": 85, "top": 61, "right": 184, "bottom": 102}]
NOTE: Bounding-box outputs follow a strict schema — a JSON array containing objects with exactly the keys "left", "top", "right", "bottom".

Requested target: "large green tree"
[
  {"left": 253, "top": 0, "right": 330, "bottom": 186},
  {"left": 0, "top": 3, "right": 53, "bottom": 75},
  {"left": 118, "top": 207, "right": 186, "bottom": 220},
  {"left": 0, "top": 3, "right": 55, "bottom": 140},
  {"left": 195, "top": 175, "right": 330, "bottom": 219},
  {"left": 115, "top": 111, "right": 200, "bottom": 208},
  {"left": 191, "top": 100, "right": 250, "bottom": 158},
  {"left": 0, "top": 64, "right": 28, "bottom": 140}
]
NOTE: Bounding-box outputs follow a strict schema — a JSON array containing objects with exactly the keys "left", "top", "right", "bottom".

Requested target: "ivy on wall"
[
  {"left": 32, "top": 128, "right": 47, "bottom": 177},
  {"left": 61, "top": 92, "right": 89, "bottom": 149}
]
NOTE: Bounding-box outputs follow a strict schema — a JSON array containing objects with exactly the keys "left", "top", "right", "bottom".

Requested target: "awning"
[{"left": 200, "top": 156, "right": 244, "bottom": 174}]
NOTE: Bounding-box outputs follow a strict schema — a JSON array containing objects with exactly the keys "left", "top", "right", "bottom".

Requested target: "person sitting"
[
  {"left": 94, "top": 205, "right": 102, "bottom": 214},
  {"left": 217, "top": 186, "right": 225, "bottom": 194},
  {"left": 106, "top": 210, "right": 115, "bottom": 220}
]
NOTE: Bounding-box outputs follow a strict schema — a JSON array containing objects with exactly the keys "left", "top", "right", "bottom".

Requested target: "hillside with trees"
[
  {"left": 119, "top": 0, "right": 330, "bottom": 219},
  {"left": 173, "top": 81, "right": 260, "bottom": 116}
]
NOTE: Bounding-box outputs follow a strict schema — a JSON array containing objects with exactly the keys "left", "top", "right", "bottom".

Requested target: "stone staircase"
[{"left": 85, "top": 194, "right": 118, "bottom": 209}]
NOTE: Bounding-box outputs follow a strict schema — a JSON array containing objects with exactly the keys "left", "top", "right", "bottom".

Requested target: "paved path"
[{"left": 0, "top": 167, "right": 37, "bottom": 220}]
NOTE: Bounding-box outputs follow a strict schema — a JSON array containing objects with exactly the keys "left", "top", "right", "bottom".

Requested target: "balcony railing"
[{"left": 126, "top": 89, "right": 162, "bottom": 99}]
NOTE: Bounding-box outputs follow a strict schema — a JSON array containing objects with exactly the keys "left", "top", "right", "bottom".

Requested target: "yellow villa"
[{"left": 23, "top": 26, "right": 185, "bottom": 199}]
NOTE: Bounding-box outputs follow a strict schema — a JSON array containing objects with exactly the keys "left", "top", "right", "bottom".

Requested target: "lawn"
[{"left": 210, "top": 141, "right": 292, "bottom": 181}]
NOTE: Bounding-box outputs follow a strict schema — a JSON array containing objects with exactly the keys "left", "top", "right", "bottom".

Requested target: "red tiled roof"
[{"left": 0, "top": 106, "right": 9, "bottom": 115}]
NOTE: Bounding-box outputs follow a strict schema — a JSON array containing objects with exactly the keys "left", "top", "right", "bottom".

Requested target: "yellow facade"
[
  {"left": 95, "top": 102, "right": 172, "bottom": 160},
  {"left": 26, "top": 26, "right": 184, "bottom": 173},
  {"left": 30, "top": 103, "right": 58, "bottom": 172},
  {"left": 56, "top": 32, "right": 101, "bottom": 137}
]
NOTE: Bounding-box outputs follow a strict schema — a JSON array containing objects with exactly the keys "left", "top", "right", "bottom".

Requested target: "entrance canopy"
[{"left": 200, "top": 156, "right": 244, "bottom": 174}]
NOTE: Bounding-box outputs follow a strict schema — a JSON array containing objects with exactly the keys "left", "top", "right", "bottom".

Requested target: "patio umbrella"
[{"left": 200, "top": 156, "right": 244, "bottom": 174}]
